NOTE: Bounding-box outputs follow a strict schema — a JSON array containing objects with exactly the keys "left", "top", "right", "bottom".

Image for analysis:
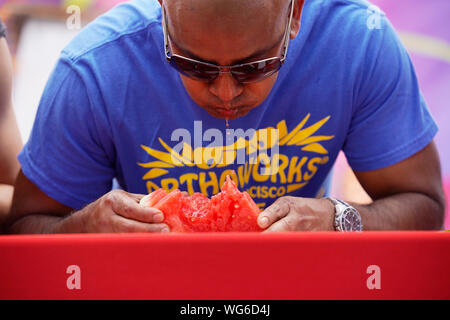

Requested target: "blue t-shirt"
[{"left": 19, "top": 0, "right": 437, "bottom": 210}]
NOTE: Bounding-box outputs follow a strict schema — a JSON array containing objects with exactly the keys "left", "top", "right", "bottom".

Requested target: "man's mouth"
[
  {"left": 216, "top": 107, "right": 239, "bottom": 117},
  {"left": 210, "top": 106, "right": 253, "bottom": 119}
]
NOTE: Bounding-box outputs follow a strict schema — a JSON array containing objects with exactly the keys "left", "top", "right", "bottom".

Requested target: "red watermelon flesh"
[
  {"left": 140, "top": 176, "right": 262, "bottom": 232},
  {"left": 180, "top": 193, "right": 215, "bottom": 232},
  {"left": 153, "top": 190, "right": 190, "bottom": 232}
]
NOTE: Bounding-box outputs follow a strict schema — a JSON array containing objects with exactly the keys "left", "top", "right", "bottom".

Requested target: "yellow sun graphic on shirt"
[{"left": 137, "top": 114, "right": 334, "bottom": 180}]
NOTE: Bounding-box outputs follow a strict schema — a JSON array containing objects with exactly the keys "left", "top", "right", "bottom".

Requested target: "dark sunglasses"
[{"left": 162, "top": 0, "right": 294, "bottom": 84}]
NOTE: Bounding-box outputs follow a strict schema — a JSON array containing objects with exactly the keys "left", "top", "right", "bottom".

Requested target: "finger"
[
  {"left": 262, "top": 216, "right": 297, "bottom": 233},
  {"left": 258, "top": 198, "right": 290, "bottom": 229},
  {"left": 127, "top": 192, "right": 146, "bottom": 202},
  {"left": 109, "top": 192, "right": 165, "bottom": 224},
  {"left": 112, "top": 215, "right": 170, "bottom": 233}
]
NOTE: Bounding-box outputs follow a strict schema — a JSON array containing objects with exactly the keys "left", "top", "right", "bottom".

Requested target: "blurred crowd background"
[{"left": 0, "top": 0, "right": 449, "bottom": 228}]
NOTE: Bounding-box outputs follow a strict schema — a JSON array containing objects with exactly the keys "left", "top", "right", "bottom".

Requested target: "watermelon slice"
[
  {"left": 140, "top": 176, "right": 262, "bottom": 232},
  {"left": 152, "top": 190, "right": 188, "bottom": 232}
]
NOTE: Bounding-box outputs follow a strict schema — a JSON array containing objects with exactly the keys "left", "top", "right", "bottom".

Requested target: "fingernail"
[
  {"left": 161, "top": 227, "right": 170, "bottom": 233},
  {"left": 154, "top": 213, "right": 164, "bottom": 223},
  {"left": 259, "top": 216, "right": 269, "bottom": 228}
]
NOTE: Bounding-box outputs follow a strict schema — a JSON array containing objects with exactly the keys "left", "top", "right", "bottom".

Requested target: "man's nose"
[{"left": 208, "top": 72, "right": 244, "bottom": 106}]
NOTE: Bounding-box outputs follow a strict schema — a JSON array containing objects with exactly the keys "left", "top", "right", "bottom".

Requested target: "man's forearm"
[
  {"left": 6, "top": 210, "right": 86, "bottom": 234},
  {"left": 352, "top": 192, "right": 445, "bottom": 230}
]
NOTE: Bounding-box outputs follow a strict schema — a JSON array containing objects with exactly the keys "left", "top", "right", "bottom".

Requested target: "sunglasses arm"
[
  {"left": 281, "top": 0, "right": 295, "bottom": 63},
  {"left": 162, "top": 5, "right": 172, "bottom": 62}
]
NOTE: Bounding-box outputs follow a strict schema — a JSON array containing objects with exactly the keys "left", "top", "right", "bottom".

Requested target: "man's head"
[{"left": 158, "top": 0, "right": 304, "bottom": 120}]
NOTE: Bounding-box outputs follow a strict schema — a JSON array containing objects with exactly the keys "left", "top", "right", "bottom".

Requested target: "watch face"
[{"left": 341, "top": 208, "right": 362, "bottom": 231}]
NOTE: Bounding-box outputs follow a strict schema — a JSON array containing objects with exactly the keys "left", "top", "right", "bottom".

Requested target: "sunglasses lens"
[
  {"left": 170, "top": 56, "right": 219, "bottom": 81},
  {"left": 168, "top": 56, "right": 282, "bottom": 83},
  {"left": 232, "top": 59, "right": 282, "bottom": 83}
]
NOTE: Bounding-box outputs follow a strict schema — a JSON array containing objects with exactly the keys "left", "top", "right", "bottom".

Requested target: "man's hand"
[
  {"left": 77, "top": 190, "right": 170, "bottom": 233},
  {"left": 257, "top": 196, "right": 335, "bottom": 232},
  {"left": 6, "top": 171, "right": 170, "bottom": 234},
  {"left": 257, "top": 141, "right": 445, "bottom": 232}
]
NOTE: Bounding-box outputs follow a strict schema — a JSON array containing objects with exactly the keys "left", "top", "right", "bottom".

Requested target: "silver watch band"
[
  {"left": 327, "top": 197, "right": 349, "bottom": 207},
  {"left": 325, "top": 197, "right": 363, "bottom": 232}
]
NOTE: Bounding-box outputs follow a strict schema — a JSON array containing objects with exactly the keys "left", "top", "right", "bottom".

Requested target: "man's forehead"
[
  {"left": 165, "top": 0, "right": 287, "bottom": 33},
  {"left": 164, "top": 0, "right": 290, "bottom": 64}
]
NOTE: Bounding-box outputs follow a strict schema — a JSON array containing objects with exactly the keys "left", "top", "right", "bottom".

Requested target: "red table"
[{"left": 0, "top": 232, "right": 449, "bottom": 300}]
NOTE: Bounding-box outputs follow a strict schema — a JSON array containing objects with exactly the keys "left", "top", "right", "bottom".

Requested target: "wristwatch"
[{"left": 325, "top": 197, "right": 363, "bottom": 232}]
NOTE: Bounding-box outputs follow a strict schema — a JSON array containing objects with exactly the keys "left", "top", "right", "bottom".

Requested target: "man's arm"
[
  {"left": 352, "top": 141, "right": 445, "bottom": 230},
  {"left": 257, "top": 141, "right": 445, "bottom": 231},
  {"left": 5, "top": 170, "right": 170, "bottom": 234},
  {"left": 6, "top": 170, "right": 77, "bottom": 234},
  {"left": 0, "top": 37, "right": 23, "bottom": 229}
]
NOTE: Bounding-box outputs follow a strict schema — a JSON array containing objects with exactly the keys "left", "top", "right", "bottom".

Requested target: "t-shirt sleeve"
[
  {"left": 18, "top": 59, "right": 116, "bottom": 210},
  {"left": 343, "top": 18, "right": 438, "bottom": 172}
]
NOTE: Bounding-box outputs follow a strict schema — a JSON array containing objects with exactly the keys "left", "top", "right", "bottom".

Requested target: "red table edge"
[{"left": 0, "top": 230, "right": 449, "bottom": 244}]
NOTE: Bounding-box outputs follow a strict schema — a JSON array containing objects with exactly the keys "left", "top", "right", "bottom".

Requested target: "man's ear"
[{"left": 290, "top": 0, "right": 305, "bottom": 39}]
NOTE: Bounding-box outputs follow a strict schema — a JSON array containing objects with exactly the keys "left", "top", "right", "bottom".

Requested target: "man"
[
  {"left": 6, "top": 0, "right": 445, "bottom": 233},
  {"left": 0, "top": 18, "right": 23, "bottom": 231}
]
